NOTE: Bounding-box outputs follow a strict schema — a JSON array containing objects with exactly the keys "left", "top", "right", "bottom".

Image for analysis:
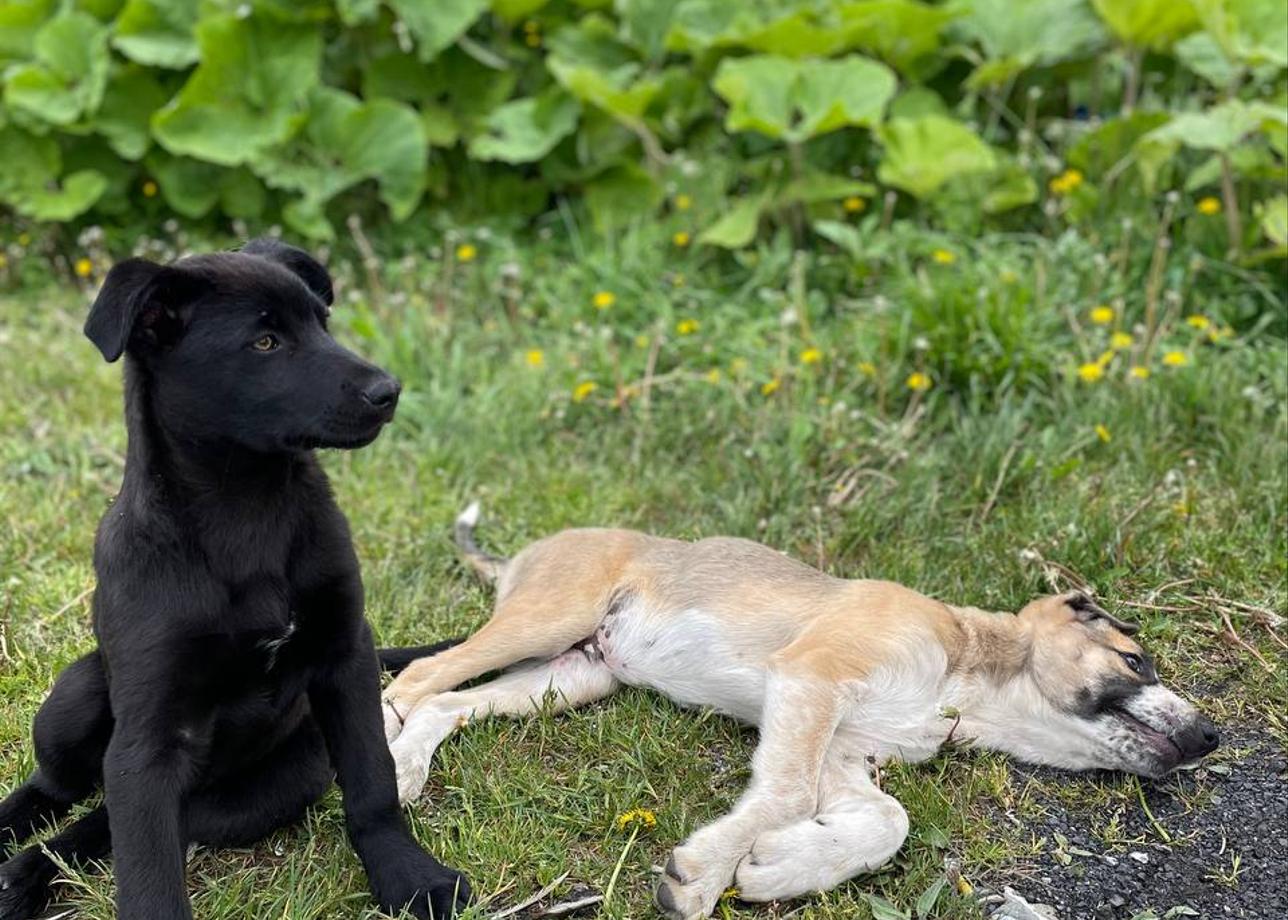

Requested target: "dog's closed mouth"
[{"left": 1108, "top": 705, "right": 1181, "bottom": 759}]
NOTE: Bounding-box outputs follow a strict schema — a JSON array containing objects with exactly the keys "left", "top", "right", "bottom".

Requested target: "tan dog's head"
[{"left": 1016, "top": 591, "right": 1218, "bottom": 777}]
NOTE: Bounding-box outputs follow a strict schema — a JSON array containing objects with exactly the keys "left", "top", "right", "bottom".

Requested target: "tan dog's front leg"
[{"left": 655, "top": 675, "right": 841, "bottom": 920}]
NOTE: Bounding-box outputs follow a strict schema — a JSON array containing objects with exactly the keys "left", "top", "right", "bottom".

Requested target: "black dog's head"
[{"left": 85, "top": 239, "right": 400, "bottom": 452}]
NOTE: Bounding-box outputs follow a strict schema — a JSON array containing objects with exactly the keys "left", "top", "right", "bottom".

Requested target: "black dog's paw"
[
  {"left": 372, "top": 857, "right": 471, "bottom": 920},
  {"left": 0, "top": 855, "right": 52, "bottom": 920}
]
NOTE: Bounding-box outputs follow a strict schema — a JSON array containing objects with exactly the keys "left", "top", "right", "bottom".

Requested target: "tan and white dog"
[{"left": 383, "top": 506, "right": 1219, "bottom": 920}]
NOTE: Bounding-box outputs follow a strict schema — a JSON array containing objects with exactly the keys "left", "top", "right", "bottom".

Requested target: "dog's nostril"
[
  {"left": 1200, "top": 721, "right": 1220, "bottom": 753},
  {"left": 362, "top": 377, "right": 401, "bottom": 410}
]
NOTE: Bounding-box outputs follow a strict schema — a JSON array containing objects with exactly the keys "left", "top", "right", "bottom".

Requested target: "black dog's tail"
[
  {"left": 454, "top": 501, "right": 508, "bottom": 584},
  {"left": 378, "top": 639, "right": 462, "bottom": 676}
]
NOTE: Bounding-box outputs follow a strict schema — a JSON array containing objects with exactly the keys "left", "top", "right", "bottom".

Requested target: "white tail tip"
[{"left": 457, "top": 501, "right": 482, "bottom": 528}]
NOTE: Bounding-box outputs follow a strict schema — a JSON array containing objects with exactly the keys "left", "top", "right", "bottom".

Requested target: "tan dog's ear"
[{"left": 1067, "top": 592, "right": 1139, "bottom": 635}]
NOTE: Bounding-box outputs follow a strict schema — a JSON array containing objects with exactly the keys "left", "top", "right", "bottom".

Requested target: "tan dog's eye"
[
  {"left": 251, "top": 334, "right": 279, "bottom": 352},
  {"left": 1120, "top": 652, "right": 1143, "bottom": 674}
]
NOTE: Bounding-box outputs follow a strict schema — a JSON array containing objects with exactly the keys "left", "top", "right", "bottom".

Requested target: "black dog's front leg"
[
  {"left": 101, "top": 718, "right": 196, "bottom": 920},
  {"left": 311, "top": 624, "right": 470, "bottom": 919}
]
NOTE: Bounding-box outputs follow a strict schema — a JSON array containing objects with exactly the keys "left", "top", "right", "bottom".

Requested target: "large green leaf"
[
  {"left": 1067, "top": 111, "right": 1170, "bottom": 177},
  {"left": 837, "top": 0, "right": 959, "bottom": 76},
  {"left": 548, "top": 59, "right": 661, "bottom": 121},
  {"left": 1090, "top": 0, "right": 1199, "bottom": 48},
  {"left": 149, "top": 153, "right": 224, "bottom": 217},
  {"left": 877, "top": 115, "right": 998, "bottom": 199},
  {"left": 3, "top": 11, "right": 109, "bottom": 125},
  {"left": 0, "top": 0, "right": 56, "bottom": 65},
  {"left": 712, "top": 54, "right": 896, "bottom": 142},
  {"left": 257, "top": 87, "right": 429, "bottom": 229},
  {"left": 389, "top": 0, "right": 489, "bottom": 61},
  {"left": 1134, "top": 100, "right": 1288, "bottom": 190},
  {"left": 1190, "top": 0, "right": 1288, "bottom": 67},
  {"left": 95, "top": 68, "right": 168, "bottom": 160},
  {"left": 111, "top": 0, "right": 199, "bottom": 68},
  {"left": 697, "top": 196, "right": 763, "bottom": 248},
  {"left": 1257, "top": 194, "right": 1287, "bottom": 246},
  {"left": 618, "top": 0, "right": 684, "bottom": 59},
  {"left": 0, "top": 126, "right": 106, "bottom": 219},
  {"left": 152, "top": 13, "right": 322, "bottom": 166},
  {"left": 958, "top": 0, "right": 1105, "bottom": 84},
  {"left": 469, "top": 88, "right": 580, "bottom": 163},
  {"left": 1173, "top": 31, "right": 1238, "bottom": 87}
]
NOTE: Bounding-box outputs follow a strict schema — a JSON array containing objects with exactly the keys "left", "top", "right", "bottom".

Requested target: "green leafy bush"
[{"left": 0, "top": 0, "right": 1284, "bottom": 256}]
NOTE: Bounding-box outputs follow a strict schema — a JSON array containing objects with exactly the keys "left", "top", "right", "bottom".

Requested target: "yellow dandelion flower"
[
  {"left": 1000, "top": 269, "right": 1019, "bottom": 285},
  {"left": 1096, "top": 349, "right": 1115, "bottom": 367},
  {"left": 761, "top": 377, "right": 781, "bottom": 396},
  {"left": 931, "top": 249, "right": 955, "bottom": 265},
  {"left": 142, "top": 180, "right": 158, "bottom": 198},
  {"left": 572, "top": 381, "right": 598, "bottom": 403},
  {"left": 1209, "top": 325, "right": 1233, "bottom": 342},
  {"left": 674, "top": 194, "right": 692, "bottom": 211},
  {"left": 672, "top": 231, "right": 690, "bottom": 248},
  {"left": 671, "top": 272, "right": 686, "bottom": 288},
  {"left": 676, "top": 318, "right": 699, "bottom": 336},
  {"left": 800, "top": 347, "right": 823, "bottom": 365},
  {"left": 455, "top": 243, "right": 477, "bottom": 262},
  {"left": 613, "top": 808, "right": 657, "bottom": 831},
  {"left": 1197, "top": 196, "right": 1221, "bottom": 215},
  {"left": 634, "top": 334, "right": 650, "bottom": 349},
  {"left": 906, "top": 371, "right": 932, "bottom": 391},
  {"left": 1185, "top": 314, "right": 1210, "bottom": 330},
  {"left": 858, "top": 361, "right": 877, "bottom": 377},
  {"left": 956, "top": 876, "right": 974, "bottom": 896},
  {"left": 1162, "top": 351, "right": 1188, "bottom": 367},
  {"left": 1048, "top": 168, "right": 1084, "bottom": 196},
  {"left": 592, "top": 290, "right": 616, "bottom": 310},
  {"left": 17, "top": 232, "right": 31, "bottom": 246},
  {"left": 1095, "top": 424, "right": 1111, "bottom": 443},
  {"left": 842, "top": 196, "right": 866, "bottom": 213},
  {"left": 525, "top": 349, "right": 544, "bottom": 368},
  {"left": 704, "top": 368, "right": 721, "bottom": 384},
  {"left": 1077, "top": 362, "right": 1104, "bottom": 383},
  {"left": 1089, "top": 305, "right": 1115, "bottom": 325},
  {"left": 1130, "top": 365, "right": 1150, "bottom": 380},
  {"left": 730, "top": 357, "right": 748, "bottom": 375},
  {"left": 1173, "top": 500, "right": 1191, "bottom": 517},
  {"left": 74, "top": 257, "right": 94, "bottom": 278},
  {"left": 1110, "top": 331, "right": 1134, "bottom": 350}
]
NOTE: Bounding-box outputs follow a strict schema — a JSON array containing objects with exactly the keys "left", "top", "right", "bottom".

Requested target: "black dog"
[{"left": 0, "top": 240, "right": 468, "bottom": 919}]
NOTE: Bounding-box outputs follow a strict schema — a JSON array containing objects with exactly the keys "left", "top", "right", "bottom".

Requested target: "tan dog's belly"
[{"left": 593, "top": 597, "right": 775, "bottom": 725}]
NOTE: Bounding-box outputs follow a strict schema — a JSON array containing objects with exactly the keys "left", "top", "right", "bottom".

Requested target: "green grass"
[{"left": 1, "top": 222, "right": 1285, "bottom": 919}]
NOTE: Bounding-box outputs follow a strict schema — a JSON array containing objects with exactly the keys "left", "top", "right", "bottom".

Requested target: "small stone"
[
  {"left": 1109, "top": 894, "right": 1126, "bottom": 907},
  {"left": 1128, "top": 851, "right": 1149, "bottom": 865},
  {"left": 1102, "top": 855, "right": 1119, "bottom": 867}
]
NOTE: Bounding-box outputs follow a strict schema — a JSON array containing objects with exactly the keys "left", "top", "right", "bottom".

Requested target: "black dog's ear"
[
  {"left": 1068, "top": 592, "right": 1139, "bottom": 635},
  {"left": 241, "top": 238, "right": 333, "bottom": 306},
  {"left": 84, "top": 259, "right": 206, "bottom": 363}
]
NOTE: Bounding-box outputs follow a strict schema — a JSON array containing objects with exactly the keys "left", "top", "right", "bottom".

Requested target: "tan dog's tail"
[{"left": 454, "top": 501, "right": 507, "bottom": 584}]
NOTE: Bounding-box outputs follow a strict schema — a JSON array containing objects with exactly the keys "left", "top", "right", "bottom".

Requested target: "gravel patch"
[{"left": 993, "top": 726, "right": 1286, "bottom": 919}]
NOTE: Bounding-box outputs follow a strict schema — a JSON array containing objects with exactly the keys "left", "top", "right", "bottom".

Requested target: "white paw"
[
  {"left": 654, "top": 847, "right": 729, "bottom": 920},
  {"left": 390, "top": 738, "right": 430, "bottom": 804}
]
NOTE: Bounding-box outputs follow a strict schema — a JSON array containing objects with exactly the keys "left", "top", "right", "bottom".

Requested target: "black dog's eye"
[
  {"left": 1120, "top": 652, "right": 1143, "bottom": 674},
  {"left": 250, "top": 334, "right": 279, "bottom": 353}
]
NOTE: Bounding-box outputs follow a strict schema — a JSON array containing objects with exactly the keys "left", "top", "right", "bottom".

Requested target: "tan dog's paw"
[
  {"left": 390, "top": 736, "right": 431, "bottom": 804},
  {"left": 654, "top": 849, "right": 726, "bottom": 920}
]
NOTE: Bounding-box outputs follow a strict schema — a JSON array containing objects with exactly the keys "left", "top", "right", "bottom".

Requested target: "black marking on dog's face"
[{"left": 85, "top": 240, "right": 400, "bottom": 453}]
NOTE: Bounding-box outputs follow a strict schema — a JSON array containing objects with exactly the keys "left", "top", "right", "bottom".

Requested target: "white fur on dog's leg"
[
  {"left": 382, "top": 701, "right": 403, "bottom": 744},
  {"left": 390, "top": 734, "right": 433, "bottom": 804}
]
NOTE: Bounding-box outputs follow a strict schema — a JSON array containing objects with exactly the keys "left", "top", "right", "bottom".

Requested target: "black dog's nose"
[{"left": 361, "top": 376, "right": 401, "bottom": 410}]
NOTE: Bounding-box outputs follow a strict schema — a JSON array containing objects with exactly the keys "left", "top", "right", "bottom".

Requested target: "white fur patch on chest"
[
  {"left": 595, "top": 602, "right": 767, "bottom": 723},
  {"left": 835, "top": 656, "right": 957, "bottom": 764}
]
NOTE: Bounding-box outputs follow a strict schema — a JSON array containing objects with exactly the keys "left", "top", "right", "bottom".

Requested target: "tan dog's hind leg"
[
  {"left": 383, "top": 584, "right": 612, "bottom": 722},
  {"left": 389, "top": 649, "right": 619, "bottom": 803},
  {"left": 734, "top": 745, "right": 908, "bottom": 901},
  {"left": 655, "top": 673, "right": 842, "bottom": 920}
]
